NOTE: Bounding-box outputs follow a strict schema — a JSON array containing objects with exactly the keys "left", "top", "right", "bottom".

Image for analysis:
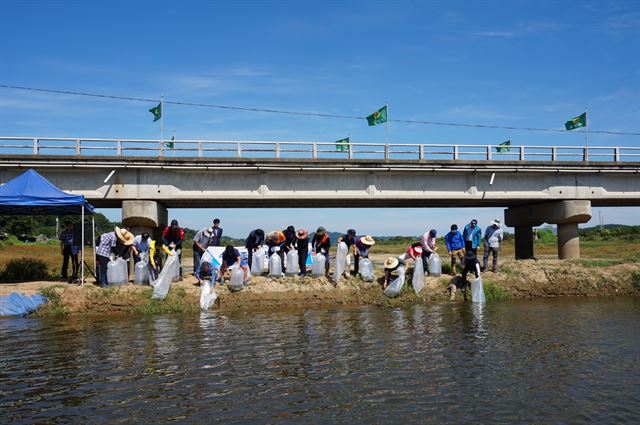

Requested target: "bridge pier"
[
  {"left": 513, "top": 226, "right": 534, "bottom": 259},
  {"left": 122, "top": 200, "right": 168, "bottom": 236},
  {"left": 505, "top": 200, "right": 591, "bottom": 260}
]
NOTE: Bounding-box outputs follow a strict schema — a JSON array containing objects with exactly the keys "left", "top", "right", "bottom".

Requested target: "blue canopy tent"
[{"left": 0, "top": 169, "right": 95, "bottom": 284}]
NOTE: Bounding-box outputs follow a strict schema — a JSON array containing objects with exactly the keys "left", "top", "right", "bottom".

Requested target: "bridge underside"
[
  {"left": 1, "top": 155, "right": 639, "bottom": 260},
  {"left": 1, "top": 155, "right": 639, "bottom": 209}
]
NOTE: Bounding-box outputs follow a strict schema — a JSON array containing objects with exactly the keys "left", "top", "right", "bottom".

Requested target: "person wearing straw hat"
[
  {"left": 95, "top": 226, "right": 133, "bottom": 286},
  {"left": 296, "top": 229, "right": 310, "bottom": 276},
  {"left": 311, "top": 226, "right": 331, "bottom": 275},
  {"left": 353, "top": 235, "right": 376, "bottom": 276},
  {"left": 483, "top": 219, "right": 504, "bottom": 272},
  {"left": 383, "top": 256, "right": 403, "bottom": 290},
  {"left": 114, "top": 226, "right": 136, "bottom": 282}
]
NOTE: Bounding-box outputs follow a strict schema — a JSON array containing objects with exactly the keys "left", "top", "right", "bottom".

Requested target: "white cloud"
[{"left": 470, "top": 21, "right": 561, "bottom": 38}]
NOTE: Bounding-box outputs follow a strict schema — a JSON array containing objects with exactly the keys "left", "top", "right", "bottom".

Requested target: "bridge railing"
[{"left": 0, "top": 137, "right": 639, "bottom": 162}]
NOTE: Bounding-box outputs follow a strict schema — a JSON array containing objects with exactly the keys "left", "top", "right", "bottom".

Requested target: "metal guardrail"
[{"left": 0, "top": 136, "right": 639, "bottom": 162}]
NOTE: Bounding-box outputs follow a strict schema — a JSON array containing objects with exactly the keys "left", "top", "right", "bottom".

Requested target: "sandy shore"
[{"left": 2, "top": 258, "right": 639, "bottom": 316}]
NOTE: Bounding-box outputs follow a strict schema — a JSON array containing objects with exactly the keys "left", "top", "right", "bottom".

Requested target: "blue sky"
[{"left": 1, "top": 1, "right": 639, "bottom": 237}]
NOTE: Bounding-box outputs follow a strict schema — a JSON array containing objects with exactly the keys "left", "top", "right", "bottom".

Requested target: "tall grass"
[{"left": 482, "top": 280, "right": 511, "bottom": 301}]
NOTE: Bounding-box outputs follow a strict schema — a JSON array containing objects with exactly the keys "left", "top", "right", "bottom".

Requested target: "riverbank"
[{"left": 2, "top": 258, "right": 639, "bottom": 316}]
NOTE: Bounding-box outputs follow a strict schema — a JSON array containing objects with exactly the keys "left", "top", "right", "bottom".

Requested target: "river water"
[{"left": 2, "top": 297, "right": 640, "bottom": 424}]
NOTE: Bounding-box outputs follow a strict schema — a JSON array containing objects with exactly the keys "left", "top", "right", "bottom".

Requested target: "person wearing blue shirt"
[
  {"left": 462, "top": 219, "right": 482, "bottom": 254},
  {"left": 444, "top": 224, "right": 465, "bottom": 275}
]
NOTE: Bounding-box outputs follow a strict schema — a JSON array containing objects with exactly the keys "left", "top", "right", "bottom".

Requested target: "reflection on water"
[{"left": 1, "top": 298, "right": 640, "bottom": 424}]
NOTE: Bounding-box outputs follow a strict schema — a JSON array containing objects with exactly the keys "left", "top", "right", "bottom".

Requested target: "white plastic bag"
[
  {"left": 359, "top": 258, "right": 374, "bottom": 282},
  {"left": 228, "top": 267, "right": 245, "bottom": 291},
  {"left": 333, "top": 242, "right": 349, "bottom": 284},
  {"left": 412, "top": 259, "right": 425, "bottom": 294},
  {"left": 428, "top": 253, "right": 442, "bottom": 276},
  {"left": 285, "top": 250, "right": 299, "bottom": 276},
  {"left": 134, "top": 261, "right": 149, "bottom": 285},
  {"left": 199, "top": 280, "right": 218, "bottom": 310},
  {"left": 471, "top": 277, "right": 486, "bottom": 303},
  {"left": 311, "top": 253, "right": 326, "bottom": 277},
  {"left": 269, "top": 254, "right": 282, "bottom": 278},
  {"left": 251, "top": 249, "right": 265, "bottom": 276},
  {"left": 384, "top": 266, "right": 405, "bottom": 298},
  {"left": 151, "top": 250, "right": 179, "bottom": 300},
  {"left": 107, "top": 258, "right": 128, "bottom": 286}
]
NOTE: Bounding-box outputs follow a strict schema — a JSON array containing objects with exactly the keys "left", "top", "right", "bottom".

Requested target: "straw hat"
[
  {"left": 360, "top": 235, "right": 376, "bottom": 246},
  {"left": 412, "top": 245, "right": 423, "bottom": 254},
  {"left": 115, "top": 226, "right": 134, "bottom": 246},
  {"left": 267, "top": 231, "right": 280, "bottom": 241},
  {"left": 203, "top": 227, "right": 213, "bottom": 237},
  {"left": 384, "top": 257, "right": 399, "bottom": 269},
  {"left": 315, "top": 226, "right": 326, "bottom": 235},
  {"left": 297, "top": 229, "right": 309, "bottom": 239},
  {"left": 492, "top": 219, "right": 501, "bottom": 227}
]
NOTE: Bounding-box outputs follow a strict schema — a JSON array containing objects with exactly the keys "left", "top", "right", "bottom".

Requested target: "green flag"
[
  {"left": 565, "top": 112, "right": 586, "bottom": 131},
  {"left": 335, "top": 137, "right": 350, "bottom": 151},
  {"left": 165, "top": 135, "right": 174, "bottom": 149},
  {"left": 496, "top": 140, "right": 511, "bottom": 153},
  {"left": 366, "top": 106, "right": 387, "bottom": 126},
  {"left": 149, "top": 102, "right": 162, "bottom": 122}
]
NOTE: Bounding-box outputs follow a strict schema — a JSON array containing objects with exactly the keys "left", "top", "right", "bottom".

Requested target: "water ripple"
[{"left": 1, "top": 298, "right": 640, "bottom": 423}]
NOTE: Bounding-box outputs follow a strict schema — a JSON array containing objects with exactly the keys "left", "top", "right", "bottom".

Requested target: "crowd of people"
[{"left": 71, "top": 216, "right": 503, "bottom": 292}]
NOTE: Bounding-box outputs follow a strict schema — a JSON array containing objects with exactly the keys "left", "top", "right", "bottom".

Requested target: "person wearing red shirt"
[{"left": 163, "top": 219, "right": 185, "bottom": 280}]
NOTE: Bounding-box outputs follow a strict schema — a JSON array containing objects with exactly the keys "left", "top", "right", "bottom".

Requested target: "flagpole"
[
  {"left": 160, "top": 95, "right": 164, "bottom": 143},
  {"left": 584, "top": 106, "right": 588, "bottom": 152},
  {"left": 385, "top": 101, "right": 389, "bottom": 145}
]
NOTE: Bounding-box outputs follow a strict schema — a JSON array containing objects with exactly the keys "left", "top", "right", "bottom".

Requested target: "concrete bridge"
[{"left": 1, "top": 137, "right": 639, "bottom": 260}]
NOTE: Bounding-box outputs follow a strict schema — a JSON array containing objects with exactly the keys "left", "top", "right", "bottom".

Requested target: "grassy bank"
[{"left": 20, "top": 258, "right": 640, "bottom": 317}]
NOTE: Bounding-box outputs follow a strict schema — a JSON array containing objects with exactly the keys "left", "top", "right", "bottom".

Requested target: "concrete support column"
[
  {"left": 505, "top": 200, "right": 591, "bottom": 261},
  {"left": 557, "top": 222, "right": 580, "bottom": 259},
  {"left": 122, "top": 200, "right": 168, "bottom": 235},
  {"left": 514, "top": 226, "right": 534, "bottom": 259}
]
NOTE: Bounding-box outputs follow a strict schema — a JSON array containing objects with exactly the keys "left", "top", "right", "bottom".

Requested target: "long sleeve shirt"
[
  {"left": 445, "top": 231, "right": 465, "bottom": 252},
  {"left": 311, "top": 233, "right": 331, "bottom": 254},
  {"left": 421, "top": 232, "right": 436, "bottom": 253},
  {"left": 149, "top": 240, "right": 172, "bottom": 268},
  {"left": 245, "top": 230, "right": 265, "bottom": 249},
  {"left": 210, "top": 227, "right": 223, "bottom": 246},
  {"left": 484, "top": 226, "right": 504, "bottom": 248}
]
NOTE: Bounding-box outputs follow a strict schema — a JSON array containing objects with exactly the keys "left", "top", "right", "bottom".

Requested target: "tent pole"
[
  {"left": 81, "top": 205, "right": 85, "bottom": 286},
  {"left": 92, "top": 215, "right": 96, "bottom": 284}
]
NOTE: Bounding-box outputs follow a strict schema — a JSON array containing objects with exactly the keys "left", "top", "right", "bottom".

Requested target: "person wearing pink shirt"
[{"left": 421, "top": 229, "right": 437, "bottom": 272}]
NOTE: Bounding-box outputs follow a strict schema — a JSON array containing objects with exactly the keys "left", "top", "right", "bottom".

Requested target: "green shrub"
[
  {"left": 535, "top": 229, "right": 557, "bottom": 244},
  {"left": 483, "top": 280, "right": 511, "bottom": 301},
  {"left": 0, "top": 257, "right": 52, "bottom": 282},
  {"left": 441, "top": 262, "right": 452, "bottom": 275},
  {"left": 630, "top": 271, "right": 640, "bottom": 290},
  {"left": 39, "top": 285, "right": 67, "bottom": 316}
]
